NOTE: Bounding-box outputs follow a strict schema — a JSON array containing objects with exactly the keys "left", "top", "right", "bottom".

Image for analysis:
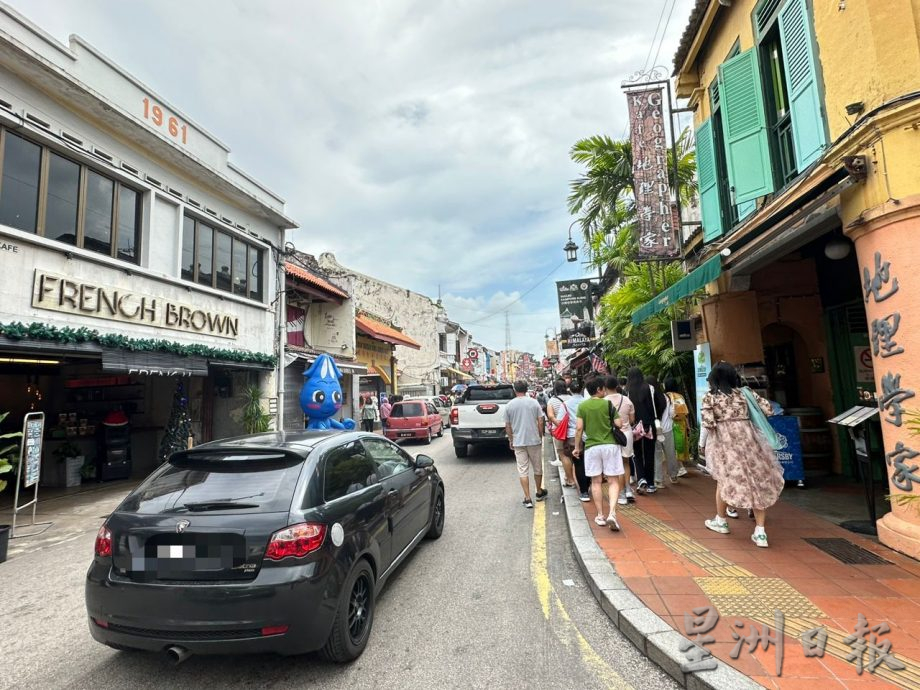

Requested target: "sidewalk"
[
  {"left": 575, "top": 466, "right": 920, "bottom": 689},
  {"left": 0, "top": 480, "right": 139, "bottom": 562}
]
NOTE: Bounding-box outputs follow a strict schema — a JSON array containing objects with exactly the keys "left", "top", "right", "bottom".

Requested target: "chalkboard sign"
[
  {"left": 20, "top": 412, "right": 44, "bottom": 488},
  {"left": 768, "top": 415, "right": 804, "bottom": 482}
]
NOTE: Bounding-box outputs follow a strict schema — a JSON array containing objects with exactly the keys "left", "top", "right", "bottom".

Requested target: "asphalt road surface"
[{"left": 1, "top": 435, "right": 679, "bottom": 690}]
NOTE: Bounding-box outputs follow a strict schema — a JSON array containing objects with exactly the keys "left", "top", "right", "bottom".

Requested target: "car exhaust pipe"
[{"left": 165, "top": 645, "right": 191, "bottom": 665}]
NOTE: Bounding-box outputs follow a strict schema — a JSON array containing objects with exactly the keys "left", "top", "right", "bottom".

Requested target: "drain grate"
[{"left": 804, "top": 537, "right": 892, "bottom": 565}]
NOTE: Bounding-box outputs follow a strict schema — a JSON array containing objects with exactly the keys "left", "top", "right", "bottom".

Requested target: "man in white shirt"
[{"left": 504, "top": 380, "right": 546, "bottom": 508}]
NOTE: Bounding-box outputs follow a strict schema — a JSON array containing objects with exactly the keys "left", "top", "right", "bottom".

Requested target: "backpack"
[{"left": 551, "top": 398, "right": 569, "bottom": 441}]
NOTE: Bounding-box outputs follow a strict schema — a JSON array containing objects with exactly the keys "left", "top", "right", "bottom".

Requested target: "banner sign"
[
  {"left": 626, "top": 88, "right": 679, "bottom": 260},
  {"left": 556, "top": 279, "right": 596, "bottom": 349},
  {"left": 769, "top": 416, "right": 805, "bottom": 481},
  {"left": 694, "top": 342, "right": 711, "bottom": 427}
]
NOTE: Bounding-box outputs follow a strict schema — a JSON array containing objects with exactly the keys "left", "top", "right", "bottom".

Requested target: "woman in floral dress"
[{"left": 700, "top": 362, "right": 784, "bottom": 547}]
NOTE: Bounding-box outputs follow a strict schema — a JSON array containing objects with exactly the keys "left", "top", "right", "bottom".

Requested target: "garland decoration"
[{"left": 0, "top": 321, "right": 276, "bottom": 366}]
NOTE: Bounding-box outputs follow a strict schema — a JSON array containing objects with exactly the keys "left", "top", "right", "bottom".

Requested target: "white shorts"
[
  {"left": 621, "top": 427, "right": 634, "bottom": 458},
  {"left": 584, "top": 444, "right": 624, "bottom": 478}
]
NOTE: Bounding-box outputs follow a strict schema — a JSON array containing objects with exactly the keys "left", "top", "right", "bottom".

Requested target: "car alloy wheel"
[
  {"left": 348, "top": 572, "right": 372, "bottom": 646},
  {"left": 426, "top": 489, "right": 444, "bottom": 539}
]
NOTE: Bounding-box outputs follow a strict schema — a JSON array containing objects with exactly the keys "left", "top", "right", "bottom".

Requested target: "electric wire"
[
  {"left": 650, "top": 0, "right": 680, "bottom": 71},
  {"left": 461, "top": 260, "right": 567, "bottom": 325}
]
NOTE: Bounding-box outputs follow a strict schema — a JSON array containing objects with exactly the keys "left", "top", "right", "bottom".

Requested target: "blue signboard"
[
  {"left": 694, "top": 343, "right": 711, "bottom": 427},
  {"left": 769, "top": 415, "right": 804, "bottom": 481}
]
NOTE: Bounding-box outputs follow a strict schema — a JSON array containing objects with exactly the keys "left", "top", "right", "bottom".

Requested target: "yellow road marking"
[{"left": 530, "top": 500, "right": 634, "bottom": 690}]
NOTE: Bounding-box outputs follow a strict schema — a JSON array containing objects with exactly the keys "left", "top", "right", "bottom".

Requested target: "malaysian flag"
[{"left": 590, "top": 353, "right": 608, "bottom": 375}]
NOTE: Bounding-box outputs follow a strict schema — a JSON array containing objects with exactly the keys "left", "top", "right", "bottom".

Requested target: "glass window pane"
[
  {"left": 249, "top": 247, "right": 263, "bottom": 301},
  {"left": 215, "top": 231, "right": 232, "bottom": 292},
  {"left": 84, "top": 171, "right": 114, "bottom": 255},
  {"left": 116, "top": 186, "right": 139, "bottom": 262},
  {"left": 45, "top": 153, "right": 80, "bottom": 245},
  {"left": 323, "top": 442, "right": 377, "bottom": 502},
  {"left": 181, "top": 216, "right": 195, "bottom": 281},
  {"left": 0, "top": 132, "right": 41, "bottom": 233},
  {"left": 197, "top": 223, "right": 213, "bottom": 287},
  {"left": 232, "top": 238, "right": 248, "bottom": 296}
]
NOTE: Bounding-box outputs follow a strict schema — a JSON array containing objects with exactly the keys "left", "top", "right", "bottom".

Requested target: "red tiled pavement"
[{"left": 579, "top": 467, "right": 920, "bottom": 689}]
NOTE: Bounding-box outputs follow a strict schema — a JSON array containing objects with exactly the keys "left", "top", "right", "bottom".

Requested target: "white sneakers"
[
  {"left": 704, "top": 518, "right": 730, "bottom": 534},
  {"left": 752, "top": 531, "right": 769, "bottom": 548},
  {"left": 606, "top": 514, "right": 620, "bottom": 531}
]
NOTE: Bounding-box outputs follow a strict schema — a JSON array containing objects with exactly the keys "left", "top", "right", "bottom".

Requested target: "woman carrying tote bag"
[{"left": 700, "top": 362, "right": 784, "bottom": 548}]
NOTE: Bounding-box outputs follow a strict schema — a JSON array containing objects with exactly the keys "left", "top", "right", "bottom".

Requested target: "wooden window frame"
[{"left": 0, "top": 127, "right": 142, "bottom": 264}]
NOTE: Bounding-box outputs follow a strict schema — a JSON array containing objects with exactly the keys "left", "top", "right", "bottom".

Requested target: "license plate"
[
  {"left": 479, "top": 429, "right": 500, "bottom": 436},
  {"left": 398, "top": 432, "right": 414, "bottom": 438}
]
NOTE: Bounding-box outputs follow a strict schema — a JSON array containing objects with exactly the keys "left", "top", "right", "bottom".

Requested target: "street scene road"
[{"left": 2, "top": 436, "right": 678, "bottom": 690}]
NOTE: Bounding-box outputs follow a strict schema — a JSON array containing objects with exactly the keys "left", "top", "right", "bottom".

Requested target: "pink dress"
[{"left": 702, "top": 390, "right": 785, "bottom": 510}]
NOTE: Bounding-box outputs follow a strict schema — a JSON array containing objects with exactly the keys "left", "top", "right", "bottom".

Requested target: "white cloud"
[{"left": 14, "top": 0, "right": 695, "bottom": 355}]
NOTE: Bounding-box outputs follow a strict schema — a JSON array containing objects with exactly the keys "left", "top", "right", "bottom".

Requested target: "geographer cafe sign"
[
  {"left": 32, "top": 271, "right": 239, "bottom": 339},
  {"left": 626, "top": 87, "right": 680, "bottom": 260}
]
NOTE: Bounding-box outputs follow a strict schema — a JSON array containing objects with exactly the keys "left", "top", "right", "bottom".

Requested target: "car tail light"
[
  {"left": 417, "top": 420, "right": 427, "bottom": 427},
  {"left": 92, "top": 618, "right": 109, "bottom": 628},
  {"left": 450, "top": 407, "right": 459, "bottom": 425},
  {"left": 94, "top": 525, "right": 112, "bottom": 558},
  {"left": 261, "top": 625, "right": 289, "bottom": 636},
  {"left": 265, "top": 523, "right": 326, "bottom": 561}
]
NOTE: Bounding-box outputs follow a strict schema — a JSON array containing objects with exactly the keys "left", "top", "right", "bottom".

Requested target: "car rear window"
[
  {"left": 391, "top": 402, "right": 424, "bottom": 417},
  {"left": 119, "top": 451, "right": 305, "bottom": 514},
  {"left": 464, "top": 386, "right": 515, "bottom": 402}
]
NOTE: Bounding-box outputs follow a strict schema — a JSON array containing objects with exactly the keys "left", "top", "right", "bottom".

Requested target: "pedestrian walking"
[
  {"left": 546, "top": 380, "right": 577, "bottom": 487},
  {"left": 360, "top": 394, "right": 377, "bottom": 433},
  {"left": 604, "top": 375, "right": 636, "bottom": 505},
  {"left": 563, "top": 379, "right": 591, "bottom": 501},
  {"left": 647, "top": 375, "right": 680, "bottom": 488},
  {"left": 573, "top": 377, "right": 625, "bottom": 531},
  {"left": 700, "top": 362, "right": 784, "bottom": 547},
  {"left": 626, "top": 367, "right": 667, "bottom": 495},
  {"left": 664, "top": 377, "right": 691, "bottom": 475},
  {"left": 503, "top": 380, "right": 547, "bottom": 508},
  {"left": 379, "top": 396, "right": 392, "bottom": 432}
]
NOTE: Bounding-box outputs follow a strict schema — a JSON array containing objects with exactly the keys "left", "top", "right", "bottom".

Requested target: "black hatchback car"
[{"left": 85, "top": 431, "right": 444, "bottom": 663}]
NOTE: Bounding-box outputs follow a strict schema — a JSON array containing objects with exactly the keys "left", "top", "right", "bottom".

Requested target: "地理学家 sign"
[{"left": 626, "top": 87, "right": 679, "bottom": 260}]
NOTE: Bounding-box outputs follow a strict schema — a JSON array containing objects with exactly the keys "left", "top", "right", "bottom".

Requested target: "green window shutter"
[
  {"left": 779, "top": 0, "right": 827, "bottom": 167},
  {"left": 695, "top": 118, "right": 723, "bottom": 242},
  {"left": 737, "top": 198, "right": 757, "bottom": 221},
  {"left": 718, "top": 48, "right": 775, "bottom": 204}
]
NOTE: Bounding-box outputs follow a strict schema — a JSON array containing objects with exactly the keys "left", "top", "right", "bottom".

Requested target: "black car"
[{"left": 85, "top": 431, "right": 444, "bottom": 663}]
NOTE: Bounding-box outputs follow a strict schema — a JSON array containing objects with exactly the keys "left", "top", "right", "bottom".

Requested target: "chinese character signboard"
[
  {"left": 556, "top": 280, "right": 596, "bottom": 350},
  {"left": 626, "top": 88, "right": 679, "bottom": 260}
]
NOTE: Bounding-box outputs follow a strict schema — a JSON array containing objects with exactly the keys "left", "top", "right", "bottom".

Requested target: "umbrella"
[{"left": 451, "top": 384, "right": 467, "bottom": 393}]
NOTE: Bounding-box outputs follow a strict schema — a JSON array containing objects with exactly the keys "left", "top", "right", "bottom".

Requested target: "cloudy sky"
[{"left": 15, "top": 0, "right": 694, "bottom": 355}]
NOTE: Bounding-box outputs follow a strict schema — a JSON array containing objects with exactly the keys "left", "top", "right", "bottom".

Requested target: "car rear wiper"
[{"left": 182, "top": 501, "right": 260, "bottom": 512}]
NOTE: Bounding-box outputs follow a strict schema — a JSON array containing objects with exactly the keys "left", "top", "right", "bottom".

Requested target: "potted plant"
[
  {"left": 0, "top": 411, "right": 22, "bottom": 563},
  {"left": 241, "top": 386, "right": 272, "bottom": 434},
  {"left": 52, "top": 440, "right": 84, "bottom": 488}
]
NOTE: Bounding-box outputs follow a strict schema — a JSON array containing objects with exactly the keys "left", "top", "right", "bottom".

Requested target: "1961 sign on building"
[{"left": 32, "top": 271, "right": 240, "bottom": 339}]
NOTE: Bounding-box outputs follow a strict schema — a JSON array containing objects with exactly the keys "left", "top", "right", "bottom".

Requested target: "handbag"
[
  {"left": 650, "top": 385, "right": 664, "bottom": 443},
  {"left": 740, "top": 387, "right": 782, "bottom": 450},
  {"left": 607, "top": 401, "right": 628, "bottom": 446},
  {"left": 633, "top": 419, "right": 653, "bottom": 440},
  {"left": 551, "top": 398, "right": 569, "bottom": 441}
]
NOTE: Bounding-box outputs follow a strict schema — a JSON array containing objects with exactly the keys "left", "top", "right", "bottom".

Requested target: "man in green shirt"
[{"left": 573, "top": 377, "right": 625, "bottom": 531}]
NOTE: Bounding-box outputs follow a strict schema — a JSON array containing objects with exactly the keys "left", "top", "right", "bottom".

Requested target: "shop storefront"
[
  {"left": 0, "top": 11, "right": 294, "bottom": 487},
  {"left": 354, "top": 314, "right": 422, "bottom": 397}
]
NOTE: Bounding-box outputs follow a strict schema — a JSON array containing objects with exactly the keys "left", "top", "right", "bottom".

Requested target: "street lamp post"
[{"left": 564, "top": 220, "right": 579, "bottom": 263}]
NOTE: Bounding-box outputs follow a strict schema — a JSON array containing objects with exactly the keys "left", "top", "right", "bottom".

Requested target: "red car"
[{"left": 384, "top": 400, "right": 444, "bottom": 444}]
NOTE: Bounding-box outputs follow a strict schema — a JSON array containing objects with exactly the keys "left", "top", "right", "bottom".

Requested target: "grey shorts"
[{"left": 513, "top": 444, "right": 543, "bottom": 477}]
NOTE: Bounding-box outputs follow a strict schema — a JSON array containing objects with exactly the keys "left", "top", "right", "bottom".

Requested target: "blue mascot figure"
[{"left": 300, "top": 354, "right": 356, "bottom": 431}]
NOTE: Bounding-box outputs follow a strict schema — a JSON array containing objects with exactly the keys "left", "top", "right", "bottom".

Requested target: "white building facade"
[{"left": 0, "top": 5, "right": 294, "bottom": 480}]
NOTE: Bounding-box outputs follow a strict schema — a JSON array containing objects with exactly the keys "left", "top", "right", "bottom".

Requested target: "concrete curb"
[{"left": 552, "top": 459, "right": 765, "bottom": 690}]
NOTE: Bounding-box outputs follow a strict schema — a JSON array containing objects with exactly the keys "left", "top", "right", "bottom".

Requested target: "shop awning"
[
  {"left": 631, "top": 254, "right": 722, "bottom": 326},
  {"left": 355, "top": 314, "right": 421, "bottom": 350},
  {"left": 444, "top": 367, "right": 473, "bottom": 380},
  {"left": 102, "top": 349, "right": 210, "bottom": 376},
  {"left": 372, "top": 365, "right": 392, "bottom": 385}
]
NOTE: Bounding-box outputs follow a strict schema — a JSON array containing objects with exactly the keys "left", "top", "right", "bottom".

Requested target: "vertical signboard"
[
  {"left": 556, "top": 279, "right": 596, "bottom": 350},
  {"left": 21, "top": 414, "right": 43, "bottom": 488},
  {"left": 694, "top": 343, "right": 712, "bottom": 427},
  {"left": 626, "top": 88, "right": 679, "bottom": 260}
]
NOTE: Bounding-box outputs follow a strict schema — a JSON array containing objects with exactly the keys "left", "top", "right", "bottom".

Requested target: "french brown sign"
[
  {"left": 626, "top": 87, "right": 679, "bottom": 260},
  {"left": 32, "top": 271, "right": 239, "bottom": 339}
]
